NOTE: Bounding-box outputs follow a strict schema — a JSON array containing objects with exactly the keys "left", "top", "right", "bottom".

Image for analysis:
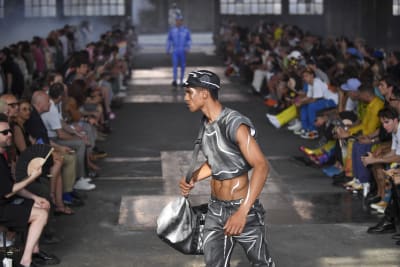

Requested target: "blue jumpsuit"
[{"left": 166, "top": 25, "right": 191, "bottom": 85}]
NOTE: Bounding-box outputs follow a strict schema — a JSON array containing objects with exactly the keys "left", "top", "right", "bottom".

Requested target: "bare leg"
[
  {"left": 374, "top": 165, "right": 386, "bottom": 198},
  {"left": 20, "top": 208, "right": 48, "bottom": 266},
  {"left": 50, "top": 154, "right": 63, "bottom": 206}
]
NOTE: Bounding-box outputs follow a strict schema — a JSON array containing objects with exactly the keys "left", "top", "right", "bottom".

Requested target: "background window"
[
  {"left": 394, "top": 0, "right": 400, "bottom": 15},
  {"left": 220, "top": 0, "right": 281, "bottom": 15},
  {"left": 25, "top": 0, "right": 57, "bottom": 17},
  {"left": 289, "top": 0, "right": 323, "bottom": 15},
  {"left": 64, "top": 0, "right": 125, "bottom": 16},
  {"left": 0, "top": 0, "right": 4, "bottom": 18}
]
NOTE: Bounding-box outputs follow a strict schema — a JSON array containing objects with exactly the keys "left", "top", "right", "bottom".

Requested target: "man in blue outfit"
[{"left": 166, "top": 14, "right": 191, "bottom": 87}]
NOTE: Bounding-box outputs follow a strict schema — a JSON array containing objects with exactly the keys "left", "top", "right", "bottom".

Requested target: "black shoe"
[
  {"left": 32, "top": 250, "right": 60, "bottom": 265},
  {"left": 171, "top": 81, "right": 177, "bottom": 87},
  {"left": 332, "top": 172, "right": 345, "bottom": 179},
  {"left": 392, "top": 233, "right": 400, "bottom": 240},
  {"left": 367, "top": 218, "right": 396, "bottom": 234},
  {"left": 365, "top": 195, "right": 381, "bottom": 205}
]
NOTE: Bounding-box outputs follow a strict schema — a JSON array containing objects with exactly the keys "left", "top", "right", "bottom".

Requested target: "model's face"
[
  {"left": 0, "top": 122, "right": 12, "bottom": 148},
  {"left": 176, "top": 19, "right": 183, "bottom": 27},
  {"left": 184, "top": 87, "right": 205, "bottom": 112}
]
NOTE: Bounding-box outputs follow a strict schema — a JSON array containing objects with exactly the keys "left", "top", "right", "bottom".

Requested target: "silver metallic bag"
[
  {"left": 156, "top": 197, "right": 208, "bottom": 254},
  {"left": 156, "top": 118, "right": 207, "bottom": 255}
]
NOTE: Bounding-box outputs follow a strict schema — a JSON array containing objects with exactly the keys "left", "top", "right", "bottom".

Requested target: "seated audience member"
[
  {"left": 12, "top": 99, "right": 74, "bottom": 215},
  {"left": 336, "top": 84, "right": 384, "bottom": 182},
  {"left": 363, "top": 107, "right": 400, "bottom": 235},
  {"left": 295, "top": 67, "right": 338, "bottom": 139},
  {"left": 0, "top": 113, "right": 58, "bottom": 267},
  {"left": 267, "top": 67, "right": 338, "bottom": 140},
  {"left": 0, "top": 94, "right": 20, "bottom": 122},
  {"left": 34, "top": 89, "right": 96, "bottom": 191},
  {"left": 25, "top": 91, "right": 94, "bottom": 196}
]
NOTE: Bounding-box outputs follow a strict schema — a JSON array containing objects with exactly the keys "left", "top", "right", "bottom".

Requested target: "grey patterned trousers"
[{"left": 203, "top": 197, "right": 275, "bottom": 267}]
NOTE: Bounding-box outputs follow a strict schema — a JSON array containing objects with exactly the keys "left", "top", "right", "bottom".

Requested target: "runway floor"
[{"left": 47, "top": 40, "right": 400, "bottom": 267}]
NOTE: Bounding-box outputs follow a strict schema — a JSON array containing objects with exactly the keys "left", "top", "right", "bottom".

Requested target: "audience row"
[{"left": 216, "top": 20, "right": 400, "bottom": 246}]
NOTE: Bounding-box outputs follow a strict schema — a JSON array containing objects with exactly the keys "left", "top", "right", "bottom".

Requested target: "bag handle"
[{"left": 185, "top": 116, "right": 206, "bottom": 184}]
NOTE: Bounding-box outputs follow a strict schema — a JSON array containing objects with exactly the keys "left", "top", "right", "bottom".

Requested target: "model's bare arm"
[
  {"left": 179, "top": 162, "right": 211, "bottom": 196},
  {"left": 224, "top": 124, "right": 269, "bottom": 236}
]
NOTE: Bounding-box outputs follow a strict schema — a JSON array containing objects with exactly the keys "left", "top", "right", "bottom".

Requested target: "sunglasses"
[{"left": 0, "top": 129, "right": 12, "bottom": 136}]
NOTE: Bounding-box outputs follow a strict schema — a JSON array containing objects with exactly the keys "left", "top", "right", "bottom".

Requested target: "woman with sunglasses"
[{"left": 11, "top": 99, "right": 74, "bottom": 216}]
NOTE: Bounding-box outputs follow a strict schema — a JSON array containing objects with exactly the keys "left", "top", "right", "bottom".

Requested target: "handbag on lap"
[{"left": 156, "top": 118, "right": 207, "bottom": 255}]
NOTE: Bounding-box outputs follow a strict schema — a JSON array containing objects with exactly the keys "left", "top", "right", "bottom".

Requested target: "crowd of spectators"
[
  {"left": 0, "top": 20, "right": 136, "bottom": 267},
  {"left": 215, "top": 20, "right": 400, "bottom": 245}
]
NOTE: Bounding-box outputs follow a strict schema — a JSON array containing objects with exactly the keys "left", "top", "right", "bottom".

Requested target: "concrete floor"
[{"left": 45, "top": 42, "right": 400, "bottom": 267}]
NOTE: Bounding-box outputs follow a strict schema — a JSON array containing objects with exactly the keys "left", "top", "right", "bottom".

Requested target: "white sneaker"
[
  {"left": 362, "top": 183, "right": 370, "bottom": 198},
  {"left": 266, "top": 114, "right": 281, "bottom": 129},
  {"left": 80, "top": 177, "right": 92, "bottom": 183},
  {"left": 74, "top": 178, "right": 96, "bottom": 191},
  {"left": 376, "top": 206, "right": 386, "bottom": 214},
  {"left": 288, "top": 119, "right": 302, "bottom": 131},
  {"left": 294, "top": 128, "right": 306, "bottom": 136}
]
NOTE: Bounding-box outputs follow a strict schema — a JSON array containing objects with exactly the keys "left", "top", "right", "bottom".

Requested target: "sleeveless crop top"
[{"left": 201, "top": 107, "right": 256, "bottom": 180}]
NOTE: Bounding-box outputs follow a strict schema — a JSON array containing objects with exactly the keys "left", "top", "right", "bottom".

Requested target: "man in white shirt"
[
  {"left": 295, "top": 68, "right": 337, "bottom": 139},
  {"left": 363, "top": 107, "right": 400, "bottom": 235},
  {"left": 40, "top": 83, "right": 95, "bottom": 191}
]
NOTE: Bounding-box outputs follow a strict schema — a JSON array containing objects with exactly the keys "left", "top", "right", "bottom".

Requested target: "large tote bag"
[
  {"left": 156, "top": 197, "right": 208, "bottom": 254},
  {"left": 156, "top": 118, "right": 207, "bottom": 255}
]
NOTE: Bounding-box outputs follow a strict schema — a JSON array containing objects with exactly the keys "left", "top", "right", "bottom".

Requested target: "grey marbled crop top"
[{"left": 201, "top": 107, "right": 256, "bottom": 180}]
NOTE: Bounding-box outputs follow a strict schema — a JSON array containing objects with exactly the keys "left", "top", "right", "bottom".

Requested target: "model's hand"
[
  {"left": 179, "top": 176, "right": 194, "bottom": 197},
  {"left": 223, "top": 209, "right": 247, "bottom": 236}
]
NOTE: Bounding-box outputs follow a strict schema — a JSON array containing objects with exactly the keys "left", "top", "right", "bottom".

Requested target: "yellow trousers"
[{"left": 276, "top": 105, "right": 298, "bottom": 127}]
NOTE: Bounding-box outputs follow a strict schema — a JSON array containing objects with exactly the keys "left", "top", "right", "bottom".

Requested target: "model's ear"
[{"left": 201, "top": 89, "right": 209, "bottom": 99}]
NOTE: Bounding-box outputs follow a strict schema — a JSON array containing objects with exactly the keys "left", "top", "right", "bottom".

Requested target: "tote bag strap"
[{"left": 185, "top": 116, "right": 206, "bottom": 184}]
